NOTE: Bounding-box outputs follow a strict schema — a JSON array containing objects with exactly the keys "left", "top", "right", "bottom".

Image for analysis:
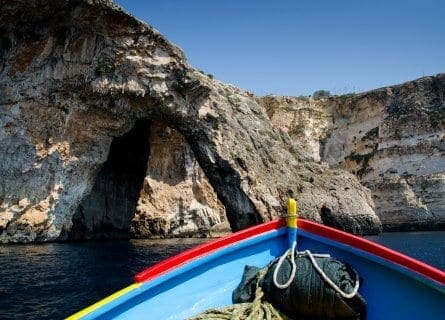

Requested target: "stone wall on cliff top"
[
  {"left": 0, "top": 0, "right": 381, "bottom": 243},
  {"left": 258, "top": 74, "right": 445, "bottom": 231}
]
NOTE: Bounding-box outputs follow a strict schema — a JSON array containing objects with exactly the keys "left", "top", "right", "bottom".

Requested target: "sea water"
[
  {"left": 365, "top": 231, "right": 445, "bottom": 270},
  {"left": 0, "top": 232, "right": 443, "bottom": 319}
]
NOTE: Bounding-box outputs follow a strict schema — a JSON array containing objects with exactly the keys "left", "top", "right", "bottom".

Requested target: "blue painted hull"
[{"left": 69, "top": 220, "right": 445, "bottom": 319}]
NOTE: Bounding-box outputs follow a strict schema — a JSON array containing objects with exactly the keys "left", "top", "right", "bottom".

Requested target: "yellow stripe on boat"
[{"left": 66, "top": 283, "right": 142, "bottom": 320}]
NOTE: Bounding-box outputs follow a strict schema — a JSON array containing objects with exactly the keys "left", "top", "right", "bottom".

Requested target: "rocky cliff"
[
  {"left": 0, "top": 0, "right": 381, "bottom": 243},
  {"left": 259, "top": 74, "right": 445, "bottom": 231}
]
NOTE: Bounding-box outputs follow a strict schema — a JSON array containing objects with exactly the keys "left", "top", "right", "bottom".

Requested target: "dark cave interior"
[{"left": 69, "top": 119, "right": 151, "bottom": 240}]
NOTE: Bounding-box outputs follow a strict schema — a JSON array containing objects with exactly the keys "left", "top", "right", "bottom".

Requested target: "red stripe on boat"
[
  {"left": 134, "top": 218, "right": 445, "bottom": 286},
  {"left": 299, "top": 219, "right": 445, "bottom": 285},
  {"left": 134, "top": 219, "right": 285, "bottom": 282}
]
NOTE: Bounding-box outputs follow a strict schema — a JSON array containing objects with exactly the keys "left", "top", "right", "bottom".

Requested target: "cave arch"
[{"left": 69, "top": 119, "right": 229, "bottom": 240}]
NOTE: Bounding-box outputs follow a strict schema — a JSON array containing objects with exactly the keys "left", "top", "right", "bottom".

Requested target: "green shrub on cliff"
[{"left": 313, "top": 90, "right": 331, "bottom": 99}]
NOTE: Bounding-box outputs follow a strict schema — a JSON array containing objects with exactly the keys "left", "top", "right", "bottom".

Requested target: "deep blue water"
[
  {"left": 0, "top": 232, "right": 443, "bottom": 320},
  {"left": 0, "top": 238, "right": 206, "bottom": 320},
  {"left": 365, "top": 231, "right": 445, "bottom": 271}
]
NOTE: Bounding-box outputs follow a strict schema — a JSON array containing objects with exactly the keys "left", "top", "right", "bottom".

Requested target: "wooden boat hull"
[{"left": 67, "top": 219, "right": 445, "bottom": 320}]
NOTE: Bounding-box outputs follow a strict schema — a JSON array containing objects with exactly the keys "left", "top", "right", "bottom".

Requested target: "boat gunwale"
[
  {"left": 134, "top": 219, "right": 286, "bottom": 282},
  {"left": 71, "top": 225, "right": 285, "bottom": 319},
  {"left": 134, "top": 218, "right": 445, "bottom": 286}
]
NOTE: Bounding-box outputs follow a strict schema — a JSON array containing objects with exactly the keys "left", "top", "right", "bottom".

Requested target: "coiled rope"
[{"left": 188, "top": 268, "right": 289, "bottom": 320}]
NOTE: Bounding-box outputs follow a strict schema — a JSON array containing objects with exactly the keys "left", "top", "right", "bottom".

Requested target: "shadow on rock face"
[
  {"left": 69, "top": 119, "right": 151, "bottom": 240},
  {"left": 320, "top": 205, "right": 381, "bottom": 235}
]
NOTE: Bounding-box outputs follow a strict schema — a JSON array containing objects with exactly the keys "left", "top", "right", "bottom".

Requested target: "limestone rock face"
[
  {"left": 131, "top": 122, "right": 227, "bottom": 238},
  {"left": 259, "top": 74, "right": 445, "bottom": 231},
  {"left": 0, "top": 0, "right": 380, "bottom": 242},
  {"left": 260, "top": 96, "right": 332, "bottom": 162}
]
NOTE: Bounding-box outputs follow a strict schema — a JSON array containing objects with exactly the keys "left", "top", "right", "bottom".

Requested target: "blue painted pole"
[{"left": 286, "top": 198, "right": 298, "bottom": 249}]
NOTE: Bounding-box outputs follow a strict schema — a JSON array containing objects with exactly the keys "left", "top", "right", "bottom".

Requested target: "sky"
[{"left": 115, "top": 0, "right": 444, "bottom": 96}]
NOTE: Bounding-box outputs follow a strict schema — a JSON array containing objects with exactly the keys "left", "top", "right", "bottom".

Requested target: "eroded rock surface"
[
  {"left": 131, "top": 122, "right": 227, "bottom": 238},
  {"left": 259, "top": 74, "right": 445, "bottom": 231},
  {"left": 0, "top": 0, "right": 380, "bottom": 242}
]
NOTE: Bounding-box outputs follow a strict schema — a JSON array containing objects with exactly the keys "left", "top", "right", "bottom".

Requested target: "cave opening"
[{"left": 69, "top": 119, "right": 151, "bottom": 240}]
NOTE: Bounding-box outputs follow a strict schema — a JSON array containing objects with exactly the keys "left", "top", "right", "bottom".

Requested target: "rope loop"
[
  {"left": 303, "top": 250, "right": 360, "bottom": 299},
  {"left": 272, "top": 247, "right": 359, "bottom": 299},
  {"left": 272, "top": 241, "right": 297, "bottom": 289}
]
